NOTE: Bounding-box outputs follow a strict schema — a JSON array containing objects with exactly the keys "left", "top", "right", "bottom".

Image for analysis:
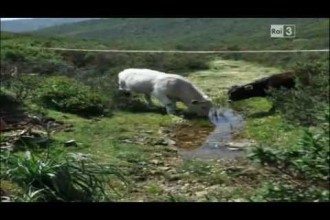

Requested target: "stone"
[
  {"left": 150, "top": 159, "right": 162, "bottom": 165},
  {"left": 195, "top": 191, "right": 208, "bottom": 197},
  {"left": 0, "top": 118, "right": 8, "bottom": 131},
  {"left": 158, "top": 166, "right": 171, "bottom": 171},
  {"left": 64, "top": 140, "right": 78, "bottom": 147},
  {"left": 153, "top": 139, "right": 168, "bottom": 146},
  {"left": 228, "top": 147, "right": 242, "bottom": 151},
  {"left": 152, "top": 153, "right": 163, "bottom": 157},
  {"left": 164, "top": 147, "right": 178, "bottom": 153},
  {"left": 166, "top": 138, "right": 176, "bottom": 146},
  {"left": 121, "top": 139, "right": 133, "bottom": 144}
]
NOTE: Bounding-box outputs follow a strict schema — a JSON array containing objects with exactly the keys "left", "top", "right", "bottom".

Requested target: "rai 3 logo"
[{"left": 270, "top": 25, "right": 295, "bottom": 38}]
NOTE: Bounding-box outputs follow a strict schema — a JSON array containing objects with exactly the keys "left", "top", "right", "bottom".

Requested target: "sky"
[{"left": 1, "top": 18, "right": 33, "bottom": 21}]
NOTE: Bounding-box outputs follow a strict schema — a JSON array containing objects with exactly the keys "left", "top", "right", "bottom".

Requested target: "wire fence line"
[{"left": 41, "top": 47, "right": 330, "bottom": 54}]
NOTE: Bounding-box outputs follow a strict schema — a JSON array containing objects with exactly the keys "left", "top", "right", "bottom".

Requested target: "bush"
[
  {"left": 8, "top": 75, "right": 44, "bottom": 102},
  {"left": 250, "top": 182, "right": 329, "bottom": 202},
  {"left": 268, "top": 62, "right": 329, "bottom": 126},
  {"left": 0, "top": 151, "right": 126, "bottom": 202},
  {"left": 36, "top": 76, "right": 109, "bottom": 116},
  {"left": 60, "top": 52, "right": 210, "bottom": 77},
  {"left": 4, "top": 50, "right": 26, "bottom": 62},
  {"left": 247, "top": 109, "right": 329, "bottom": 201},
  {"left": 74, "top": 69, "right": 158, "bottom": 112}
]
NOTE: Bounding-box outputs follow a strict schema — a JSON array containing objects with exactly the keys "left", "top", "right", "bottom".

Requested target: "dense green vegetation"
[
  {"left": 2, "top": 18, "right": 329, "bottom": 70},
  {"left": 35, "top": 76, "right": 109, "bottom": 116},
  {"left": 247, "top": 63, "right": 329, "bottom": 201},
  {"left": 269, "top": 62, "right": 329, "bottom": 126},
  {"left": 33, "top": 18, "right": 329, "bottom": 67},
  {"left": 34, "top": 18, "right": 329, "bottom": 50},
  {"left": 0, "top": 18, "right": 329, "bottom": 202},
  {"left": 1, "top": 31, "right": 211, "bottom": 75},
  {"left": 1, "top": 33, "right": 211, "bottom": 113},
  {"left": 1, "top": 150, "right": 126, "bottom": 201}
]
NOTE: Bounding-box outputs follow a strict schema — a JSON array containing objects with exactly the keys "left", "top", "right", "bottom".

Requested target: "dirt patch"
[
  {"left": 0, "top": 94, "right": 73, "bottom": 133},
  {"left": 0, "top": 94, "right": 27, "bottom": 131},
  {"left": 0, "top": 95, "right": 74, "bottom": 151},
  {"left": 169, "top": 123, "right": 214, "bottom": 150}
]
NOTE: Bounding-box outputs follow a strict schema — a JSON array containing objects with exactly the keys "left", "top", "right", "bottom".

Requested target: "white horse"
[{"left": 118, "top": 68, "right": 213, "bottom": 117}]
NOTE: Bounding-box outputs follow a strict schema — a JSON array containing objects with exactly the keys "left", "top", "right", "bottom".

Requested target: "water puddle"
[{"left": 172, "top": 107, "right": 252, "bottom": 160}]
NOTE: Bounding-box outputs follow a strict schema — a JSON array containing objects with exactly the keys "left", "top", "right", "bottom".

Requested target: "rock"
[
  {"left": 225, "top": 166, "right": 245, "bottom": 172},
  {"left": 207, "top": 185, "right": 222, "bottom": 192},
  {"left": 64, "top": 140, "right": 78, "bottom": 147},
  {"left": 158, "top": 166, "right": 171, "bottom": 171},
  {"left": 0, "top": 118, "right": 8, "bottom": 131},
  {"left": 1, "top": 196, "right": 11, "bottom": 202},
  {"left": 153, "top": 139, "right": 166, "bottom": 145},
  {"left": 195, "top": 190, "right": 208, "bottom": 197},
  {"left": 0, "top": 144, "right": 14, "bottom": 151},
  {"left": 18, "top": 128, "right": 30, "bottom": 136},
  {"left": 121, "top": 139, "right": 133, "bottom": 144},
  {"left": 164, "top": 147, "right": 178, "bottom": 153},
  {"left": 231, "top": 198, "right": 245, "bottom": 202},
  {"left": 152, "top": 153, "right": 163, "bottom": 157},
  {"left": 166, "top": 138, "right": 176, "bottom": 146},
  {"left": 228, "top": 147, "right": 242, "bottom": 151},
  {"left": 0, "top": 188, "right": 8, "bottom": 197},
  {"left": 150, "top": 159, "right": 163, "bottom": 165},
  {"left": 225, "top": 140, "right": 255, "bottom": 149},
  {"left": 158, "top": 127, "right": 171, "bottom": 135},
  {"left": 31, "top": 129, "right": 47, "bottom": 136},
  {"left": 181, "top": 186, "right": 187, "bottom": 191},
  {"left": 168, "top": 174, "right": 181, "bottom": 181}
]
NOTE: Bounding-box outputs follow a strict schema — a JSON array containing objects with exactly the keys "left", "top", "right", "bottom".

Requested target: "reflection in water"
[{"left": 179, "top": 107, "right": 245, "bottom": 159}]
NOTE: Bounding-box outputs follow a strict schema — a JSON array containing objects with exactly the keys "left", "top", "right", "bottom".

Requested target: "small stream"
[{"left": 177, "top": 107, "right": 249, "bottom": 160}]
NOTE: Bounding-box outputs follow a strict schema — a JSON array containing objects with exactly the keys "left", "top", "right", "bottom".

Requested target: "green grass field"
[{"left": 21, "top": 58, "right": 303, "bottom": 201}]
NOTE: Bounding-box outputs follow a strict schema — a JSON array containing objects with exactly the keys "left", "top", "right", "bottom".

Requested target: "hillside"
[
  {"left": 32, "top": 18, "right": 329, "bottom": 67},
  {"left": 0, "top": 31, "right": 211, "bottom": 77},
  {"left": 0, "top": 18, "right": 96, "bottom": 33},
  {"left": 34, "top": 18, "right": 329, "bottom": 50}
]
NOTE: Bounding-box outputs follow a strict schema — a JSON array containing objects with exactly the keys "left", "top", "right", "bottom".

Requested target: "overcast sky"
[{"left": 1, "top": 18, "right": 33, "bottom": 21}]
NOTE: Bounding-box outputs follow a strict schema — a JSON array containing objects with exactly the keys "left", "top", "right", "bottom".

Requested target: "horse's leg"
[{"left": 152, "top": 91, "right": 176, "bottom": 114}]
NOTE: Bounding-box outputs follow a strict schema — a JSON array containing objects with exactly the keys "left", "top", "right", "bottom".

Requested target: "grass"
[
  {"left": 48, "top": 110, "right": 173, "bottom": 149},
  {"left": 1, "top": 58, "right": 309, "bottom": 202},
  {"left": 188, "top": 59, "right": 283, "bottom": 98}
]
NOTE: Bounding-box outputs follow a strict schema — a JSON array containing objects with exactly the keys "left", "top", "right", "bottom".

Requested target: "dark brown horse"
[{"left": 228, "top": 71, "right": 297, "bottom": 101}]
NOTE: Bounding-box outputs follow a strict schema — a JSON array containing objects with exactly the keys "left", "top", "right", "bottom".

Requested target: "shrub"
[
  {"left": 75, "top": 70, "right": 155, "bottom": 112},
  {"left": 247, "top": 109, "right": 329, "bottom": 201},
  {"left": 4, "top": 50, "right": 26, "bottom": 62},
  {"left": 8, "top": 75, "right": 44, "bottom": 102},
  {"left": 268, "top": 62, "right": 329, "bottom": 126},
  {"left": 0, "top": 151, "right": 126, "bottom": 202},
  {"left": 249, "top": 182, "right": 329, "bottom": 202},
  {"left": 36, "top": 76, "right": 109, "bottom": 116}
]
